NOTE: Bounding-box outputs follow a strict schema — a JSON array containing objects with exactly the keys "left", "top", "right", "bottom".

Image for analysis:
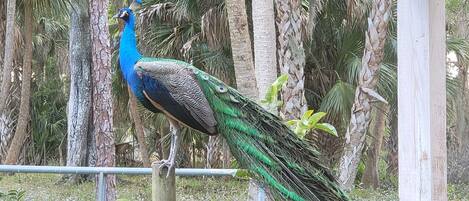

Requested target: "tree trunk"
[
  {"left": 65, "top": 0, "right": 93, "bottom": 182},
  {"left": 5, "top": 0, "right": 32, "bottom": 165},
  {"left": 205, "top": 135, "right": 221, "bottom": 168},
  {"left": 361, "top": 103, "right": 388, "bottom": 188},
  {"left": 386, "top": 116, "right": 398, "bottom": 176},
  {"left": 0, "top": 0, "right": 16, "bottom": 115},
  {"left": 128, "top": 87, "right": 151, "bottom": 167},
  {"left": 338, "top": 0, "right": 391, "bottom": 190},
  {"left": 222, "top": 139, "right": 231, "bottom": 168},
  {"left": 224, "top": 0, "right": 256, "bottom": 171},
  {"left": 275, "top": 0, "right": 308, "bottom": 120},
  {"left": 225, "top": 0, "right": 258, "bottom": 100},
  {"left": 0, "top": 0, "right": 5, "bottom": 71},
  {"left": 252, "top": 0, "right": 277, "bottom": 99},
  {"left": 89, "top": 0, "right": 116, "bottom": 200}
]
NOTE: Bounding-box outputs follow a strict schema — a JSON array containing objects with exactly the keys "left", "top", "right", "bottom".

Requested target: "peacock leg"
[{"left": 159, "top": 118, "right": 181, "bottom": 177}]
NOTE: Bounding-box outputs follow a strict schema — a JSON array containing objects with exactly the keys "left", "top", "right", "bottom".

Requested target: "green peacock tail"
[{"left": 192, "top": 68, "right": 349, "bottom": 201}]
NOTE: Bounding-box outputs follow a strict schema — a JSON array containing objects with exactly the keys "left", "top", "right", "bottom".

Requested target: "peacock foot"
[{"left": 154, "top": 159, "right": 176, "bottom": 178}]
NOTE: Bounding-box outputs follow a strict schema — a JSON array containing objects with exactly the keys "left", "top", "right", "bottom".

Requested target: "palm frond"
[{"left": 319, "top": 81, "right": 355, "bottom": 128}]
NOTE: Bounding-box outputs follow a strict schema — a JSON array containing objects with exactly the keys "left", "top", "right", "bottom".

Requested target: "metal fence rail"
[
  {"left": 0, "top": 165, "right": 238, "bottom": 176},
  {"left": 0, "top": 165, "right": 245, "bottom": 201}
]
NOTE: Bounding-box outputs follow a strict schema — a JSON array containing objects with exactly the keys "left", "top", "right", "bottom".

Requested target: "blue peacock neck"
[{"left": 119, "top": 14, "right": 142, "bottom": 82}]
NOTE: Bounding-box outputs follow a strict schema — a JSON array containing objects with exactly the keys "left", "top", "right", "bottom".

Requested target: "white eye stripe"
[{"left": 119, "top": 11, "right": 128, "bottom": 18}]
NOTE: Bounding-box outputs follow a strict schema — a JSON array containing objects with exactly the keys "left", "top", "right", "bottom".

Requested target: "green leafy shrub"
[
  {"left": 0, "top": 190, "right": 26, "bottom": 201},
  {"left": 261, "top": 75, "right": 338, "bottom": 139}
]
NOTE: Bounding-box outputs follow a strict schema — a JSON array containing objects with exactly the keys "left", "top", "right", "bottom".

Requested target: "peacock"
[{"left": 115, "top": 2, "right": 349, "bottom": 200}]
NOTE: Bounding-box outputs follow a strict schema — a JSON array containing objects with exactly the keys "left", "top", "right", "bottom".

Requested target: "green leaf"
[
  {"left": 301, "top": 110, "right": 314, "bottom": 120},
  {"left": 286, "top": 120, "right": 299, "bottom": 126},
  {"left": 307, "top": 112, "right": 327, "bottom": 127},
  {"left": 272, "top": 74, "right": 288, "bottom": 88},
  {"left": 315, "top": 123, "right": 338, "bottom": 137}
]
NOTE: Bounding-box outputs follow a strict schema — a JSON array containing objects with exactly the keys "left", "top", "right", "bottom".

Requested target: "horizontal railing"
[
  {"left": 0, "top": 165, "right": 238, "bottom": 176},
  {"left": 0, "top": 165, "right": 262, "bottom": 201}
]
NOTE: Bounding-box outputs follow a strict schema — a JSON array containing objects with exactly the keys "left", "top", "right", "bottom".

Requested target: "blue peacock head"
[{"left": 115, "top": 7, "right": 134, "bottom": 23}]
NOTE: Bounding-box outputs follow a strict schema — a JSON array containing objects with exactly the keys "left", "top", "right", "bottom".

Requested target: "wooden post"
[
  {"left": 152, "top": 162, "right": 176, "bottom": 201},
  {"left": 398, "top": 0, "right": 447, "bottom": 200}
]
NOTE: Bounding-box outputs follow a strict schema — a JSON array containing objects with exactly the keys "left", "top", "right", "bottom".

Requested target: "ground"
[{"left": 0, "top": 174, "right": 468, "bottom": 200}]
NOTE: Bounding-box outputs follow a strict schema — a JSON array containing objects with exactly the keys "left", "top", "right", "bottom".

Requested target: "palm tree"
[
  {"left": 225, "top": 0, "right": 258, "bottom": 99},
  {"left": 275, "top": 0, "right": 308, "bottom": 120},
  {"left": 337, "top": 0, "right": 392, "bottom": 190},
  {"left": 361, "top": 102, "right": 389, "bottom": 188},
  {"left": 4, "top": 0, "right": 33, "bottom": 165},
  {"left": 253, "top": 0, "right": 277, "bottom": 100},
  {"left": 0, "top": 0, "right": 17, "bottom": 117}
]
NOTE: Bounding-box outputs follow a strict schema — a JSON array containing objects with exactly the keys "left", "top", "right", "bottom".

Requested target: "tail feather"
[{"left": 194, "top": 69, "right": 349, "bottom": 201}]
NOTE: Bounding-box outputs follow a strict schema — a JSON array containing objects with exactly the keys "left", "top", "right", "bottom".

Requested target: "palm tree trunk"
[
  {"left": 205, "top": 135, "right": 221, "bottom": 168},
  {"left": 0, "top": 0, "right": 5, "bottom": 70},
  {"left": 275, "top": 0, "right": 308, "bottom": 120},
  {"left": 128, "top": 87, "right": 151, "bottom": 168},
  {"left": 89, "top": 0, "right": 116, "bottom": 199},
  {"left": 252, "top": 0, "right": 277, "bottom": 99},
  {"left": 65, "top": 0, "right": 93, "bottom": 182},
  {"left": 4, "top": 0, "right": 32, "bottom": 165},
  {"left": 386, "top": 116, "right": 398, "bottom": 176},
  {"left": 0, "top": 0, "right": 17, "bottom": 115},
  {"left": 225, "top": 0, "right": 258, "bottom": 100},
  {"left": 338, "top": 0, "right": 391, "bottom": 190},
  {"left": 361, "top": 103, "right": 388, "bottom": 188}
]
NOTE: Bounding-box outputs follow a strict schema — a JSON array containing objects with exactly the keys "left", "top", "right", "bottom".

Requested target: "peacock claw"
[{"left": 158, "top": 159, "right": 176, "bottom": 178}]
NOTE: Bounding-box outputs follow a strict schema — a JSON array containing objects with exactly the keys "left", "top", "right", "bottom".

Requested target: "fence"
[{"left": 0, "top": 165, "right": 266, "bottom": 201}]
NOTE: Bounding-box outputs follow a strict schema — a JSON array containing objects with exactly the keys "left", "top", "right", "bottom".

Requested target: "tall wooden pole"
[{"left": 398, "top": 0, "right": 447, "bottom": 200}]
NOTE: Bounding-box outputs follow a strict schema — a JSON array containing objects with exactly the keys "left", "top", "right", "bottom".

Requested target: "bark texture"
[
  {"left": 275, "top": 0, "right": 308, "bottom": 120},
  {"left": 0, "top": 0, "right": 5, "bottom": 70},
  {"left": 225, "top": 0, "right": 258, "bottom": 100},
  {"left": 252, "top": 0, "right": 277, "bottom": 99},
  {"left": 128, "top": 88, "right": 151, "bottom": 167},
  {"left": 66, "top": 0, "right": 93, "bottom": 182},
  {"left": 386, "top": 116, "right": 398, "bottom": 176},
  {"left": 338, "top": 0, "right": 391, "bottom": 190},
  {"left": 5, "top": 1, "right": 32, "bottom": 164},
  {"left": 205, "top": 135, "right": 221, "bottom": 168},
  {"left": 0, "top": 0, "right": 16, "bottom": 115},
  {"left": 361, "top": 103, "right": 388, "bottom": 188},
  {"left": 89, "top": 0, "right": 116, "bottom": 200}
]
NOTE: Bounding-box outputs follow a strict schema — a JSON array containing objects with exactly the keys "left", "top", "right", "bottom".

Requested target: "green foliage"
[
  {"left": 260, "top": 74, "right": 338, "bottom": 139},
  {"left": 0, "top": 190, "right": 26, "bottom": 201},
  {"left": 260, "top": 74, "right": 288, "bottom": 113},
  {"left": 30, "top": 59, "right": 68, "bottom": 164},
  {"left": 286, "top": 110, "right": 338, "bottom": 139}
]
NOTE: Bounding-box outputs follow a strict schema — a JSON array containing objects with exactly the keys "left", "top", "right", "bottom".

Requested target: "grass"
[
  {"left": 0, "top": 174, "right": 248, "bottom": 201},
  {"left": 1, "top": 174, "right": 469, "bottom": 200}
]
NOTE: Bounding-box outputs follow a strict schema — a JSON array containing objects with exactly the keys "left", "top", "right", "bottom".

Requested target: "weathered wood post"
[
  {"left": 398, "top": 0, "right": 447, "bottom": 200},
  {"left": 247, "top": 179, "right": 269, "bottom": 201},
  {"left": 152, "top": 162, "right": 176, "bottom": 201}
]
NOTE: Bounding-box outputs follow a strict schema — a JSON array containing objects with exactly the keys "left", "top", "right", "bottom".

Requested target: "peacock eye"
[
  {"left": 216, "top": 85, "right": 227, "bottom": 93},
  {"left": 201, "top": 74, "right": 209, "bottom": 80}
]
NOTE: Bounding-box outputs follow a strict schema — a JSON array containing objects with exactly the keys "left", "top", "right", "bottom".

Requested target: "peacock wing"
[{"left": 135, "top": 58, "right": 217, "bottom": 134}]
